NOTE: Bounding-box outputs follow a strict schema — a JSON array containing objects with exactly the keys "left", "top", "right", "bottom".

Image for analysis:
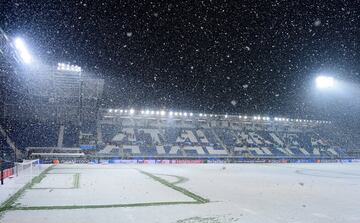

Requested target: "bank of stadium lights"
[
  {"left": 57, "top": 63, "right": 82, "bottom": 72},
  {"left": 14, "top": 38, "right": 32, "bottom": 64},
  {"left": 316, "top": 75, "right": 334, "bottom": 89},
  {"left": 106, "top": 108, "right": 331, "bottom": 124}
]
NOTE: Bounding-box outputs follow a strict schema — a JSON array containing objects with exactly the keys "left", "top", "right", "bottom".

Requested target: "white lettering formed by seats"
[
  {"left": 112, "top": 128, "right": 136, "bottom": 142},
  {"left": 196, "top": 130, "right": 209, "bottom": 143},
  {"left": 140, "top": 129, "right": 162, "bottom": 144},
  {"left": 269, "top": 133, "right": 284, "bottom": 146},
  {"left": 123, "top": 145, "right": 140, "bottom": 154},
  {"left": 183, "top": 146, "right": 205, "bottom": 155},
  {"left": 176, "top": 130, "right": 198, "bottom": 143},
  {"left": 236, "top": 132, "right": 254, "bottom": 144},
  {"left": 205, "top": 146, "right": 228, "bottom": 155},
  {"left": 169, "top": 146, "right": 181, "bottom": 154},
  {"left": 155, "top": 145, "right": 166, "bottom": 154}
]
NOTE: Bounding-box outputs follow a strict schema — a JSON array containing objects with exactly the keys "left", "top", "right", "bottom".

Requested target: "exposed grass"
[
  {"left": 30, "top": 172, "right": 80, "bottom": 190},
  {"left": 156, "top": 174, "right": 189, "bottom": 185},
  {"left": 10, "top": 201, "right": 199, "bottom": 211},
  {"left": 73, "top": 173, "right": 80, "bottom": 189},
  {"left": 139, "top": 170, "right": 209, "bottom": 203}
]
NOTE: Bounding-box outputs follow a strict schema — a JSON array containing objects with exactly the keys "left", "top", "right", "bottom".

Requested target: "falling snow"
[{"left": 1, "top": 0, "right": 360, "bottom": 119}]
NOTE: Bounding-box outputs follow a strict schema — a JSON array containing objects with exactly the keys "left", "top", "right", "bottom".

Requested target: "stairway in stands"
[{"left": 0, "top": 124, "right": 23, "bottom": 159}]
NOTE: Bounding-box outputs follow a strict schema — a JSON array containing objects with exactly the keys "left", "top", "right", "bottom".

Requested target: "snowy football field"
[{"left": 1, "top": 163, "right": 360, "bottom": 223}]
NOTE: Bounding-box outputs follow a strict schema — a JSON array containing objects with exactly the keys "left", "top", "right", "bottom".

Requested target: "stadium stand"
[{"left": 96, "top": 110, "right": 357, "bottom": 159}]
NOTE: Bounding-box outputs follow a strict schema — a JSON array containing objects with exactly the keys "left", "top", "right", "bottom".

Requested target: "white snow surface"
[{"left": 2, "top": 163, "right": 360, "bottom": 223}]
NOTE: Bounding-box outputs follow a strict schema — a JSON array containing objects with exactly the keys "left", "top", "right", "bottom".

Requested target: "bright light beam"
[
  {"left": 14, "top": 38, "right": 32, "bottom": 64},
  {"left": 316, "top": 76, "right": 334, "bottom": 89}
]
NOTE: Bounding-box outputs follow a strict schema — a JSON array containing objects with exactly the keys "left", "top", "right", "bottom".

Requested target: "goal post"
[{"left": 15, "top": 159, "right": 41, "bottom": 177}]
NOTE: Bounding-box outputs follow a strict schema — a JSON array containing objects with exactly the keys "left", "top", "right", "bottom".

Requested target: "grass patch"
[
  {"left": 73, "top": 173, "right": 80, "bottom": 189},
  {"left": 30, "top": 173, "right": 80, "bottom": 190},
  {"left": 139, "top": 170, "right": 209, "bottom": 203},
  {"left": 10, "top": 201, "right": 199, "bottom": 211},
  {"left": 156, "top": 174, "right": 189, "bottom": 185}
]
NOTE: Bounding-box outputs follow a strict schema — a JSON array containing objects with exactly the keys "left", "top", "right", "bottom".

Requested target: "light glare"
[{"left": 316, "top": 76, "right": 334, "bottom": 89}]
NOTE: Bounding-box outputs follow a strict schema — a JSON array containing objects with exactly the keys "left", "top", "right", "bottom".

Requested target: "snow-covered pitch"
[{"left": 1, "top": 163, "right": 360, "bottom": 223}]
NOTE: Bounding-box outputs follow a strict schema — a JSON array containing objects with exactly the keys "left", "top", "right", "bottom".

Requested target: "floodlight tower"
[
  {"left": 315, "top": 76, "right": 334, "bottom": 89},
  {"left": 13, "top": 38, "right": 32, "bottom": 64},
  {"left": 57, "top": 62, "right": 83, "bottom": 128}
]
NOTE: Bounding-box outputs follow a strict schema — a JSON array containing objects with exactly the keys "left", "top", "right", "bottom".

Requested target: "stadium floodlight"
[
  {"left": 156, "top": 111, "right": 160, "bottom": 115},
  {"left": 243, "top": 115, "right": 247, "bottom": 119},
  {"left": 225, "top": 114, "right": 228, "bottom": 118},
  {"left": 160, "top": 110, "right": 166, "bottom": 116},
  {"left": 150, "top": 111, "right": 155, "bottom": 115},
  {"left": 204, "top": 114, "right": 207, "bottom": 117},
  {"left": 145, "top": 110, "right": 150, "bottom": 115},
  {"left": 129, "top": 109, "right": 135, "bottom": 115},
  {"left": 184, "top": 112, "right": 188, "bottom": 117},
  {"left": 14, "top": 38, "right": 32, "bottom": 64},
  {"left": 57, "top": 62, "right": 82, "bottom": 72},
  {"left": 174, "top": 112, "right": 178, "bottom": 116},
  {"left": 316, "top": 76, "right": 334, "bottom": 89},
  {"left": 124, "top": 110, "right": 128, "bottom": 113},
  {"left": 120, "top": 109, "right": 124, "bottom": 113},
  {"left": 141, "top": 110, "right": 145, "bottom": 114},
  {"left": 199, "top": 113, "right": 203, "bottom": 117},
  {"left": 109, "top": 109, "right": 113, "bottom": 113},
  {"left": 169, "top": 111, "right": 173, "bottom": 116},
  {"left": 239, "top": 115, "right": 242, "bottom": 118},
  {"left": 189, "top": 113, "right": 193, "bottom": 117}
]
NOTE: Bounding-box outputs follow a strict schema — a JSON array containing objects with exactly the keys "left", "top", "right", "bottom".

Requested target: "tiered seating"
[
  {"left": 63, "top": 124, "right": 79, "bottom": 147},
  {"left": 4, "top": 120, "right": 58, "bottom": 149},
  {"left": 98, "top": 123, "right": 352, "bottom": 158},
  {"left": 0, "top": 133, "right": 14, "bottom": 162}
]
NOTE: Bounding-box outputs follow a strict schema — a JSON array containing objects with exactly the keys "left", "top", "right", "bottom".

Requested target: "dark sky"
[{"left": 2, "top": 0, "right": 360, "bottom": 119}]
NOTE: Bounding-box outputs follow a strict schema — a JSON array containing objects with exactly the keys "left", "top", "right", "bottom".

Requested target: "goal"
[{"left": 15, "top": 159, "right": 41, "bottom": 176}]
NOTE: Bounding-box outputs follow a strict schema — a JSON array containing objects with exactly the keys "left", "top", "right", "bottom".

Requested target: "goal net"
[{"left": 15, "top": 159, "right": 41, "bottom": 177}]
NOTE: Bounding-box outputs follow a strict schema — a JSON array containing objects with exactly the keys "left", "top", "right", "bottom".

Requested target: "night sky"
[{"left": 2, "top": 0, "right": 360, "bottom": 120}]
